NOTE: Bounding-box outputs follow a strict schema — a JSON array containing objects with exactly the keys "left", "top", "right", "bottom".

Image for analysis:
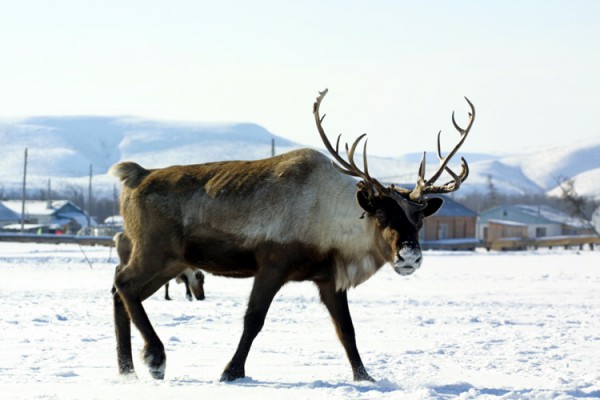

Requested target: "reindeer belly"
[
  {"left": 182, "top": 235, "right": 336, "bottom": 282},
  {"left": 183, "top": 237, "right": 257, "bottom": 278}
]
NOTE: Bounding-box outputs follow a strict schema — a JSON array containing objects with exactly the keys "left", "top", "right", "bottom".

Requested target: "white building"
[
  {"left": 1, "top": 200, "right": 95, "bottom": 233},
  {"left": 0, "top": 202, "right": 20, "bottom": 227},
  {"left": 477, "top": 204, "right": 592, "bottom": 241}
]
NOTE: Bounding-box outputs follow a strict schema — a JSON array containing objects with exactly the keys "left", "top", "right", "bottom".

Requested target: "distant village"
[
  {"left": 0, "top": 198, "right": 122, "bottom": 237},
  {"left": 1, "top": 188, "right": 599, "bottom": 251}
]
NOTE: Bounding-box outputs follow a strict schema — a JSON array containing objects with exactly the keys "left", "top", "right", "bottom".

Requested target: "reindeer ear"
[
  {"left": 423, "top": 197, "right": 444, "bottom": 217},
  {"left": 356, "top": 190, "right": 377, "bottom": 214}
]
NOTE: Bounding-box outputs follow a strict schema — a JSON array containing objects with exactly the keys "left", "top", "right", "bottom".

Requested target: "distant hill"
[{"left": 1, "top": 116, "right": 599, "bottom": 200}]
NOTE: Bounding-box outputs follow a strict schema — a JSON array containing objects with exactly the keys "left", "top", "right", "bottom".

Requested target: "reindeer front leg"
[
  {"left": 317, "top": 281, "right": 375, "bottom": 382},
  {"left": 221, "top": 267, "right": 286, "bottom": 382}
]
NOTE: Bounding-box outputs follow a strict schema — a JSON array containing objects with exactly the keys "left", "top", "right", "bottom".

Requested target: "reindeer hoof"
[
  {"left": 150, "top": 366, "right": 165, "bottom": 380},
  {"left": 353, "top": 367, "right": 375, "bottom": 382},
  {"left": 118, "top": 356, "right": 136, "bottom": 376},
  {"left": 142, "top": 346, "right": 166, "bottom": 380},
  {"left": 220, "top": 364, "right": 245, "bottom": 382},
  {"left": 219, "top": 371, "right": 244, "bottom": 382}
]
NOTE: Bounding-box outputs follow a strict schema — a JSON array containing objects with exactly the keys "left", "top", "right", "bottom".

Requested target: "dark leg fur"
[
  {"left": 318, "top": 281, "right": 375, "bottom": 382},
  {"left": 113, "top": 285, "right": 135, "bottom": 375},
  {"left": 114, "top": 267, "right": 171, "bottom": 379},
  {"left": 180, "top": 274, "right": 193, "bottom": 301},
  {"left": 164, "top": 282, "right": 172, "bottom": 301},
  {"left": 220, "top": 269, "right": 286, "bottom": 382}
]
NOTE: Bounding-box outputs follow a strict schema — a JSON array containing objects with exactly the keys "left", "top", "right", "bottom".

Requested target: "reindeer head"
[
  {"left": 190, "top": 270, "right": 206, "bottom": 301},
  {"left": 313, "top": 89, "right": 475, "bottom": 276}
]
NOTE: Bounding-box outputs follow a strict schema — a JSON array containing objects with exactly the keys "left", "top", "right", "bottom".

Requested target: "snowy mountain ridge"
[{"left": 1, "top": 116, "right": 599, "bottom": 200}]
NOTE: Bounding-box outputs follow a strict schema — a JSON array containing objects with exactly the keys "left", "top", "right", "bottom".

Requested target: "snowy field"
[{"left": 0, "top": 242, "right": 599, "bottom": 400}]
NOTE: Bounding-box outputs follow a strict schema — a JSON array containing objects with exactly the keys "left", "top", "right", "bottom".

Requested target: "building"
[
  {"left": 0, "top": 202, "right": 20, "bottom": 227},
  {"left": 477, "top": 204, "right": 592, "bottom": 242},
  {"left": 1, "top": 200, "right": 95, "bottom": 234},
  {"left": 77, "top": 215, "right": 123, "bottom": 237},
  {"left": 485, "top": 220, "right": 529, "bottom": 242},
  {"left": 421, "top": 195, "right": 478, "bottom": 249}
]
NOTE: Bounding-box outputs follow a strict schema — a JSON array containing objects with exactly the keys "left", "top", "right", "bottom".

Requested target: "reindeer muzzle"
[{"left": 393, "top": 245, "right": 423, "bottom": 276}]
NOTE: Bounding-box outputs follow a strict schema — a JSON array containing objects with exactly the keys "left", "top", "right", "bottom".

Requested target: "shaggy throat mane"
[{"left": 334, "top": 253, "right": 380, "bottom": 291}]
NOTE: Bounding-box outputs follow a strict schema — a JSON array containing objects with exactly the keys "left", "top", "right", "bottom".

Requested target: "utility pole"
[
  {"left": 47, "top": 178, "right": 52, "bottom": 209},
  {"left": 20, "top": 148, "right": 28, "bottom": 233},
  {"left": 112, "top": 184, "right": 118, "bottom": 220},
  {"left": 87, "top": 164, "right": 92, "bottom": 228},
  {"left": 271, "top": 138, "right": 275, "bottom": 157}
]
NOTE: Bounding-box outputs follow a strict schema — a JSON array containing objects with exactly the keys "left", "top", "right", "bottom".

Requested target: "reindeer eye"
[{"left": 375, "top": 209, "right": 388, "bottom": 226}]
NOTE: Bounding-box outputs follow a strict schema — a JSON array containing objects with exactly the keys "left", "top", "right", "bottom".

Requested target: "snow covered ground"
[{"left": 0, "top": 242, "right": 598, "bottom": 399}]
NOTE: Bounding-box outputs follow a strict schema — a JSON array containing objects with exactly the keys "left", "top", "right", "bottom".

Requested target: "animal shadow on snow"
[{"left": 219, "top": 376, "right": 401, "bottom": 394}]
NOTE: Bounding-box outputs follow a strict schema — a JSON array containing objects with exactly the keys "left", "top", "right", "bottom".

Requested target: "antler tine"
[
  {"left": 436, "top": 128, "right": 467, "bottom": 188},
  {"left": 442, "top": 163, "right": 463, "bottom": 192},
  {"left": 419, "top": 152, "right": 427, "bottom": 185},
  {"left": 313, "top": 89, "right": 387, "bottom": 192},
  {"left": 346, "top": 134, "right": 367, "bottom": 175},
  {"left": 425, "top": 158, "right": 470, "bottom": 194},
  {"left": 447, "top": 157, "right": 469, "bottom": 186},
  {"left": 345, "top": 134, "right": 386, "bottom": 192},
  {"left": 314, "top": 89, "right": 356, "bottom": 175},
  {"left": 362, "top": 139, "right": 370, "bottom": 180},
  {"left": 436, "top": 130, "right": 443, "bottom": 160},
  {"left": 452, "top": 97, "right": 476, "bottom": 135},
  {"left": 408, "top": 151, "right": 428, "bottom": 201},
  {"left": 413, "top": 97, "right": 475, "bottom": 197}
]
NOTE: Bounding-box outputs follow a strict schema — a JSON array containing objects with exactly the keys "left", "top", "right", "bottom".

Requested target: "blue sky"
[{"left": 1, "top": 0, "right": 599, "bottom": 157}]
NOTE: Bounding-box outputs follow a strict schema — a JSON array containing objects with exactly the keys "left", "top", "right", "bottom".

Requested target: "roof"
[
  {"left": 430, "top": 194, "right": 477, "bottom": 217},
  {"left": 488, "top": 219, "right": 528, "bottom": 227},
  {"left": 104, "top": 215, "right": 123, "bottom": 225},
  {"left": 0, "top": 202, "right": 20, "bottom": 221},
  {"left": 480, "top": 204, "right": 589, "bottom": 228},
  {"left": 2, "top": 223, "right": 46, "bottom": 231},
  {"left": 0, "top": 200, "right": 96, "bottom": 227},
  {"left": 2, "top": 200, "right": 82, "bottom": 217}
]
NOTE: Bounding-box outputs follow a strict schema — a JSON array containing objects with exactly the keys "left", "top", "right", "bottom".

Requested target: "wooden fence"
[
  {"left": 484, "top": 235, "right": 600, "bottom": 251},
  {"left": 1, "top": 232, "right": 598, "bottom": 252},
  {"left": 0, "top": 233, "right": 113, "bottom": 247}
]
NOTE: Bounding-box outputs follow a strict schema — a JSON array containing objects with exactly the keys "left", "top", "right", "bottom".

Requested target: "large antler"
[
  {"left": 408, "top": 97, "right": 475, "bottom": 201},
  {"left": 313, "top": 89, "right": 475, "bottom": 203},
  {"left": 313, "top": 89, "right": 387, "bottom": 195}
]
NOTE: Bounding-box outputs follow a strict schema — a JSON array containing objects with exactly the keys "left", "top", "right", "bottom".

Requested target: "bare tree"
[{"left": 556, "top": 176, "right": 600, "bottom": 237}]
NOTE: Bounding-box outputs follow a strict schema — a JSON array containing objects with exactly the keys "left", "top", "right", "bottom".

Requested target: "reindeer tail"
[{"left": 109, "top": 162, "right": 150, "bottom": 189}]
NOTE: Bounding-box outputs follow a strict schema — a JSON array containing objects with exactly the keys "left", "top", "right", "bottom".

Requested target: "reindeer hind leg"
[
  {"left": 114, "top": 257, "right": 178, "bottom": 379},
  {"left": 113, "top": 283, "right": 135, "bottom": 376}
]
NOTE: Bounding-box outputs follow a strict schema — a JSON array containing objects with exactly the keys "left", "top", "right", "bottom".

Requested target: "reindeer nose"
[
  {"left": 393, "top": 245, "right": 422, "bottom": 276},
  {"left": 396, "top": 253, "right": 422, "bottom": 265}
]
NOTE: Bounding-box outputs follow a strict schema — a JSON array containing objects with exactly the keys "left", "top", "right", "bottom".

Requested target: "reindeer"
[
  {"left": 164, "top": 268, "right": 205, "bottom": 301},
  {"left": 110, "top": 89, "right": 475, "bottom": 382},
  {"left": 113, "top": 232, "right": 206, "bottom": 301}
]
